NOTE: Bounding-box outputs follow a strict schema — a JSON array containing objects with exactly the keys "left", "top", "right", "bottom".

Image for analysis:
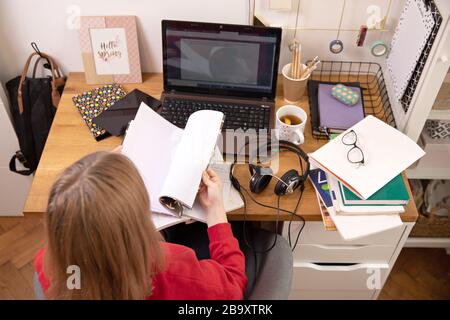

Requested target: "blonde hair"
[{"left": 44, "top": 151, "right": 163, "bottom": 299}]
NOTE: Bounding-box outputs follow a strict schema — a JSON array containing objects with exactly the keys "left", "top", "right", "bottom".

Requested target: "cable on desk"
[
  {"left": 240, "top": 184, "right": 306, "bottom": 252},
  {"left": 287, "top": 188, "right": 306, "bottom": 251}
]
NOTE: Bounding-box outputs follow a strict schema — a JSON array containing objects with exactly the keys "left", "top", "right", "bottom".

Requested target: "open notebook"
[
  {"left": 123, "top": 102, "right": 223, "bottom": 216},
  {"left": 122, "top": 103, "right": 243, "bottom": 228},
  {"left": 151, "top": 149, "right": 244, "bottom": 230}
]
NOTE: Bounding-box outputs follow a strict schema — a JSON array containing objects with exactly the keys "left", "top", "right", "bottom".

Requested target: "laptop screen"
[{"left": 162, "top": 20, "right": 281, "bottom": 99}]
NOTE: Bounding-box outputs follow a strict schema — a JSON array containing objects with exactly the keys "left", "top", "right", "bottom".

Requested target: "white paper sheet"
[
  {"left": 183, "top": 147, "right": 244, "bottom": 222},
  {"left": 122, "top": 103, "right": 183, "bottom": 215},
  {"left": 327, "top": 205, "right": 403, "bottom": 241},
  {"left": 209, "top": 153, "right": 244, "bottom": 213},
  {"left": 160, "top": 110, "right": 224, "bottom": 208},
  {"left": 152, "top": 212, "right": 190, "bottom": 231}
]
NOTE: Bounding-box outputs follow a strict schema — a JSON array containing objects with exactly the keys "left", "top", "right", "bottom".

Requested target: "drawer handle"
[
  {"left": 313, "top": 244, "right": 369, "bottom": 250},
  {"left": 294, "top": 262, "right": 389, "bottom": 272}
]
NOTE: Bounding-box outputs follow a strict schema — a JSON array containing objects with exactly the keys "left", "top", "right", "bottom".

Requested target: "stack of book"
[{"left": 308, "top": 115, "right": 425, "bottom": 240}]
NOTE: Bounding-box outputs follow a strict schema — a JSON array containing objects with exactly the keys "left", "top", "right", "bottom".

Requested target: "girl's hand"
[{"left": 198, "top": 169, "right": 227, "bottom": 227}]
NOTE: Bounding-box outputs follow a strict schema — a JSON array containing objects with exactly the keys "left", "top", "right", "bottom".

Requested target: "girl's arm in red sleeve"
[
  {"left": 204, "top": 222, "right": 247, "bottom": 298},
  {"left": 154, "top": 223, "right": 247, "bottom": 300}
]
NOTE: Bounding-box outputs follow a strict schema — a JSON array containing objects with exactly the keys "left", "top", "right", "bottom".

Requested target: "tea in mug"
[{"left": 280, "top": 114, "right": 303, "bottom": 125}]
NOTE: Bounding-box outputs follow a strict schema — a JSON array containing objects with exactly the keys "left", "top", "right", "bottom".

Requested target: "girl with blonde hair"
[{"left": 34, "top": 151, "right": 247, "bottom": 299}]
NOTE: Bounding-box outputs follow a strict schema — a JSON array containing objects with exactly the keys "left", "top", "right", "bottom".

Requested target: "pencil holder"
[{"left": 282, "top": 63, "right": 309, "bottom": 104}]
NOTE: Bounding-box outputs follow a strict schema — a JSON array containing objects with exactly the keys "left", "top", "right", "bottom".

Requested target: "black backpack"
[{"left": 6, "top": 52, "right": 65, "bottom": 175}]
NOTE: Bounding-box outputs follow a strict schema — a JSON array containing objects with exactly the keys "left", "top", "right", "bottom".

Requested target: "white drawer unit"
[
  {"left": 289, "top": 289, "right": 376, "bottom": 300},
  {"left": 284, "top": 221, "right": 415, "bottom": 299},
  {"left": 284, "top": 221, "right": 407, "bottom": 246},
  {"left": 289, "top": 262, "right": 389, "bottom": 300},
  {"left": 293, "top": 243, "right": 397, "bottom": 264},
  {"left": 291, "top": 262, "right": 389, "bottom": 291}
]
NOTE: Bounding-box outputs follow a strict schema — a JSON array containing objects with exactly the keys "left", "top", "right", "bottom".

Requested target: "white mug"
[{"left": 276, "top": 105, "right": 307, "bottom": 145}]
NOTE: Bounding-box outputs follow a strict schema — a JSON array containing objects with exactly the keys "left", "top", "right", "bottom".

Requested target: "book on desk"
[{"left": 308, "top": 115, "right": 425, "bottom": 239}]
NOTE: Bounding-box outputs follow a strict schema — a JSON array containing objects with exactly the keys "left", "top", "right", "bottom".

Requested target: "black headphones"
[{"left": 230, "top": 140, "right": 310, "bottom": 196}]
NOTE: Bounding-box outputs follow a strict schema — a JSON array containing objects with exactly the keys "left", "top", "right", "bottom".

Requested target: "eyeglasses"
[{"left": 342, "top": 130, "right": 365, "bottom": 166}]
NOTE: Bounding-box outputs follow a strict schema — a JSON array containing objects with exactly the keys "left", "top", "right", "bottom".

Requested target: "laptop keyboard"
[{"left": 160, "top": 98, "right": 271, "bottom": 131}]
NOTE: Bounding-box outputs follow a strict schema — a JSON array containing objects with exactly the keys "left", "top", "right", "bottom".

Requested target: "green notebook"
[{"left": 339, "top": 174, "right": 409, "bottom": 206}]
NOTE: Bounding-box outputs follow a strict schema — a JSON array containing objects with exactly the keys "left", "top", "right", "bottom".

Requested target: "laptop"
[{"left": 160, "top": 20, "right": 282, "bottom": 154}]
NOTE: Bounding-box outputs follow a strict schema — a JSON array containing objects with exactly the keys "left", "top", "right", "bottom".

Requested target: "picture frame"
[{"left": 79, "top": 16, "right": 142, "bottom": 84}]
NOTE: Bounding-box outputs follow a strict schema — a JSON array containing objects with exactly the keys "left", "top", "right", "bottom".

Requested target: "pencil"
[
  {"left": 291, "top": 45, "right": 297, "bottom": 78},
  {"left": 297, "top": 44, "right": 302, "bottom": 79}
]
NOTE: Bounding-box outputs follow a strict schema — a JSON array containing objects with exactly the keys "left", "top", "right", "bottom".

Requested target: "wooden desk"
[{"left": 24, "top": 72, "right": 418, "bottom": 223}]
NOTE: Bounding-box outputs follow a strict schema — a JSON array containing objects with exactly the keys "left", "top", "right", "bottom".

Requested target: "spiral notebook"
[{"left": 387, "top": 0, "right": 435, "bottom": 102}]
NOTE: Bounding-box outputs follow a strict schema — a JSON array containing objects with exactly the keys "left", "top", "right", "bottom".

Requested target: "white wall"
[
  {"left": 0, "top": 0, "right": 250, "bottom": 83},
  {"left": 255, "top": 0, "right": 405, "bottom": 68},
  {"left": 0, "top": 0, "right": 406, "bottom": 82},
  {"left": 0, "top": 85, "right": 32, "bottom": 216}
]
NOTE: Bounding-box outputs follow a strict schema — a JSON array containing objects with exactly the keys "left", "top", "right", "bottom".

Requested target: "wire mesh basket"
[{"left": 307, "top": 61, "right": 396, "bottom": 139}]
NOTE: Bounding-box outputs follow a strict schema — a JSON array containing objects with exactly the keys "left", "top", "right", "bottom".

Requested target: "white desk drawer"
[
  {"left": 293, "top": 243, "right": 397, "bottom": 264},
  {"left": 283, "top": 221, "right": 406, "bottom": 246},
  {"left": 291, "top": 262, "right": 389, "bottom": 291},
  {"left": 289, "top": 289, "right": 375, "bottom": 300}
]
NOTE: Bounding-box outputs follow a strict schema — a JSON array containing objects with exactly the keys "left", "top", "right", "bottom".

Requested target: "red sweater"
[{"left": 34, "top": 223, "right": 247, "bottom": 299}]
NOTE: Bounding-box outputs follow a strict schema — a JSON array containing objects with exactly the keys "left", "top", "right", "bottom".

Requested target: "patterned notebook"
[
  {"left": 72, "top": 84, "right": 126, "bottom": 140},
  {"left": 387, "top": 0, "right": 435, "bottom": 101},
  {"left": 401, "top": 0, "right": 442, "bottom": 112}
]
